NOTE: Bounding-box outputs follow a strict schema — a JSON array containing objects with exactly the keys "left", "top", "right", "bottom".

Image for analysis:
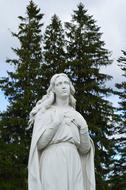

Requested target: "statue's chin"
[{"left": 60, "top": 94, "right": 69, "bottom": 99}]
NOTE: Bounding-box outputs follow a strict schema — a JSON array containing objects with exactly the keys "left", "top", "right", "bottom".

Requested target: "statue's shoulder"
[
  {"left": 74, "top": 109, "right": 87, "bottom": 123},
  {"left": 73, "top": 109, "right": 82, "bottom": 116},
  {"left": 35, "top": 107, "right": 52, "bottom": 122}
]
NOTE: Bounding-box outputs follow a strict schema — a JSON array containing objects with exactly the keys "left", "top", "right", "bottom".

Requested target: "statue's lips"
[{"left": 62, "top": 90, "right": 68, "bottom": 93}]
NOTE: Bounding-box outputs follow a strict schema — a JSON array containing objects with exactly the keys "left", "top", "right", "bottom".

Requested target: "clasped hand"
[{"left": 51, "top": 109, "right": 87, "bottom": 130}]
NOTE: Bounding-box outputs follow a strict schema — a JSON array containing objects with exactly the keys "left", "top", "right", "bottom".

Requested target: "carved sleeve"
[
  {"left": 78, "top": 127, "right": 91, "bottom": 154},
  {"left": 37, "top": 123, "right": 58, "bottom": 150}
]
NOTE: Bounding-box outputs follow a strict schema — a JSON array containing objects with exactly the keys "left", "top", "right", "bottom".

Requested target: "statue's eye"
[
  {"left": 64, "top": 81, "right": 69, "bottom": 84},
  {"left": 56, "top": 82, "right": 62, "bottom": 86}
]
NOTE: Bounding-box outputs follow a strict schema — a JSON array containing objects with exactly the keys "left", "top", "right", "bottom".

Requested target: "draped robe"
[{"left": 28, "top": 106, "right": 95, "bottom": 190}]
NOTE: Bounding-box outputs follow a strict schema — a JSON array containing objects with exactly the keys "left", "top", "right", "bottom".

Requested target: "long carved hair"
[{"left": 28, "top": 73, "right": 76, "bottom": 128}]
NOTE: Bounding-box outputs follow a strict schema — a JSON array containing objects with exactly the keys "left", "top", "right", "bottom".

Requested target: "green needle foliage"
[
  {"left": 110, "top": 50, "right": 126, "bottom": 190},
  {"left": 0, "top": 1, "right": 44, "bottom": 189},
  {"left": 65, "top": 3, "right": 118, "bottom": 189},
  {"left": 42, "top": 14, "right": 66, "bottom": 90},
  {"left": 116, "top": 50, "right": 126, "bottom": 126}
]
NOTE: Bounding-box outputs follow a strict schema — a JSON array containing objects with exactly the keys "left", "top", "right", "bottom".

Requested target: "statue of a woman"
[{"left": 28, "top": 73, "right": 95, "bottom": 190}]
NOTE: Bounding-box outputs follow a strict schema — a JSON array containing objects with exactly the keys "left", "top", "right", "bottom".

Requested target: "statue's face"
[{"left": 54, "top": 75, "right": 70, "bottom": 99}]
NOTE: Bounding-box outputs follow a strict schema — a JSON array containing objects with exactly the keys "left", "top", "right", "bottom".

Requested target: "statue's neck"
[{"left": 55, "top": 97, "right": 69, "bottom": 107}]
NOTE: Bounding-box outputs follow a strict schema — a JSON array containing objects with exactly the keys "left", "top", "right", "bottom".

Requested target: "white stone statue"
[{"left": 28, "top": 73, "right": 95, "bottom": 190}]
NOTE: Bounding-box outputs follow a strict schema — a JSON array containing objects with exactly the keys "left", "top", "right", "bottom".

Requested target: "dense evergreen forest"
[{"left": 0, "top": 1, "right": 125, "bottom": 190}]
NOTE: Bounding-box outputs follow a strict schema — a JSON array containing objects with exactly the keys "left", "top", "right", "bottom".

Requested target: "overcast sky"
[{"left": 0, "top": 0, "right": 126, "bottom": 111}]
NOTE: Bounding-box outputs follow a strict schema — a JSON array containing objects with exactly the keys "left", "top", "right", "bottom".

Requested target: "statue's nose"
[{"left": 62, "top": 84, "right": 66, "bottom": 89}]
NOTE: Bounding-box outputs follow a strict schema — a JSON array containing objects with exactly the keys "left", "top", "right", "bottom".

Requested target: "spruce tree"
[
  {"left": 65, "top": 3, "right": 117, "bottom": 189},
  {"left": 42, "top": 14, "right": 66, "bottom": 90},
  {"left": 0, "top": 1, "right": 44, "bottom": 189},
  {"left": 111, "top": 50, "right": 126, "bottom": 189}
]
